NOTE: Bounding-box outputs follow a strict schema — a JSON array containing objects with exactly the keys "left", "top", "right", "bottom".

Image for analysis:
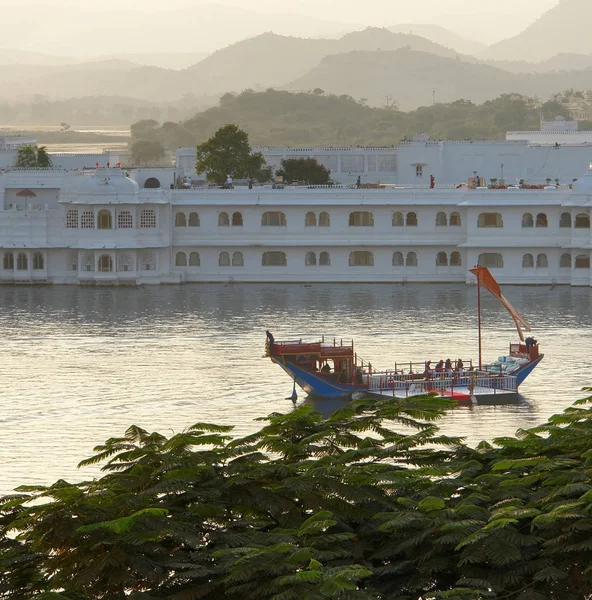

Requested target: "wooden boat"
[{"left": 265, "top": 266, "right": 543, "bottom": 402}]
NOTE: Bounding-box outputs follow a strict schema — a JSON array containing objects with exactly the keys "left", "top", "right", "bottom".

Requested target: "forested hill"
[{"left": 130, "top": 89, "right": 579, "bottom": 150}]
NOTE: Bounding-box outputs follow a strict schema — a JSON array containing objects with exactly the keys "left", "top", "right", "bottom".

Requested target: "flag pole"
[{"left": 477, "top": 270, "right": 482, "bottom": 370}]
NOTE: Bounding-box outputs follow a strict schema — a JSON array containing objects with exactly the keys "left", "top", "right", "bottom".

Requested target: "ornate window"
[
  {"left": 560, "top": 253, "right": 572, "bottom": 268},
  {"left": 575, "top": 254, "right": 590, "bottom": 269},
  {"left": 97, "top": 254, "right": 113, "bottom": 272},
  {"left": 232, "top": 212, "right": 243, "bottom": 226},
  {"left": 392, "top": 212, "right": 404, "bottom": 227},
  {"left": 416, "top": 165, "right": 423, "bottom": 177},
  {"left": 67, "top": 252, "right": 78, "bottom": 272},
  {"left": 175, "top": 252, "right": 187, "bottom": 266},
  {"left": 349, "top": 211, "right": 374, "bottom": 227},
  {"left": 81, "top": 211, "right": 94, "bottom": 229},
  {"left": 219, "top": 251, "right": 230, "bottom": 266},
  {"left": 32, "top": 252, "right": 44, "bottom": 270},
  {"left": 522, "top": 254, "right": 534, "bottom": 268},
  {"left": 450, "top": 212, "right": 462, "bottom": 227},
  {"left": 262, "top": 251, "right": 287, "bottom": 266},
  {"left": 16, "top": 252, "right": 28, "bottom": 270},
  {"left": 3, "top": 252, "right": 14, "bottom": 270},
  {"left": 406, "top": 252, "right": 418, "bottom": 267},
  {"left": 319, "top": 212, "right": 330, "bottom": 227},
  {"left": 392, "top": 251, "right": 404, "bottom": 266},
  {"left": 262, "top": 212, "right": 287, "bottom": 226},
  {"left": 478, "top": 213, "right": 503, "bottom": 228},
  {"left": 232, "top": 251, "right": 244, "bottom": 267},
  {"left": 140, "top": 209, "right": 156, "bottom": 228},
  {"left": 319, "top": 251, "right": 331, "bottom": 266},
  {"left": 218, "top": 212, "right": 230, "bottom": 227},
  {"left": 536, "top": 253, "right": 548, "bottom": 268},
  {"left": 522, "top": 213, "right": 534, "bottom": 228},
  {"left": 436, "top": 252, "right": 448, "bottom": 266},
  {"left": 118, "top": 254, "right": 133, "bottom": 272},
  {"left": 305, "top": 251, "right": 317, "bottom": 266},
  {"left": 436, "top": 212, "right": 447, "bottom": 227},
  {"left": 450, "top": 252, "right": 462, "bottom": 266},
  {"left": 118, "top": 210, "right": 133, "bottom": 229},
  {"left": 560, "top": 212, "right": 571, "bottom": 228},
  {"left": 82, "top": 252, "right": 94, "bottom": 272},
  {"left": 479, "top": 253, "right": 504, "bottom": 268},
  {"left": 575, "top": 213, "right": 590, "bottom": 229},
  {"left": 140, "top": 252, "right": 156, "bottom": 271},
  {"left": 349, "top": 251, "right": 374, "bottom": 266},
  {"left": 189, "top": 252, "right": 200, "bottom": 266},
  {"left": 66, "top": 209, "right": 78, "bottom": 228},
  {"left": 97, "top": 209, "right": 112, "bottom": 230},
  {"left": 188, "top": 212, "right": 200, "bottom": 227},
  {"left": 536, "top": 213, "right": 548, "bottom": 228},
  {"left": 305, "top": 212, "right": 317, "bottom": 227},
  {"left": 406, "top": 212, "right": 418, "bottom": 227},
  {"left": 175, "top": 212, "right": 187, "bottom": 227}
]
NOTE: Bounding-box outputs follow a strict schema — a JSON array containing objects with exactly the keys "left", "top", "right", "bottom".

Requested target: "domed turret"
[
  {"left": 77, "top": 168, "right": 139, "bottom": 202},
  {"left": 571, "top": 163, "right": 592, "bottom": 195}
]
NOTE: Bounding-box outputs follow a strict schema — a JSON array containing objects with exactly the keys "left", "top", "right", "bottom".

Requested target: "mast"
[{"left": 477, "top": 274, "right": 482, "bottom": 369}]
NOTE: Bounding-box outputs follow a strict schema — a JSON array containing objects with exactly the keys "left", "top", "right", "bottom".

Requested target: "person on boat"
[
  {"left": 456, "top": 358, "right": 464, "bottom": 372},
  {"left": 265, "top": 330, "right": 275, "bottom": 354},
  {"left": 444, "top": 358, "right": 452, "bottom": 374},
  {"left": 355, "top": 368, "right": 364, "bottom": 384},
  {"left": 435, "top": 360, "right": 445, "bottom": 375},
  {"left": 423, "top": 361, "right": 434, "bottom": 378},
  {"left": 321, "top": 363, "right": 331, "bottom": 374}
]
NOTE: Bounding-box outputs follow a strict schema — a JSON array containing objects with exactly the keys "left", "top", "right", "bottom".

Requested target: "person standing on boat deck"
[
  {"left": 435, "top": 360, "right": 444, "bottom": 375},
  {"left": 356, "top": 175, "right": 361, "bottom": 189},
  {"left": 248, "top": 177, "right": 253, "bottom": 190},
  {"left": 444, "top": 358, "right": 453, "bottom": 375}
]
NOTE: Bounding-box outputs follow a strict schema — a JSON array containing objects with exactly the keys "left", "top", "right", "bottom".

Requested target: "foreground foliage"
[{"left": 2, "top": 390, "right": 592, "bottom": 599}]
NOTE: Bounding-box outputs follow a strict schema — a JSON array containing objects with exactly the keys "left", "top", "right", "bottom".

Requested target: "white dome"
[
  {"left": 77, "top": 168, "right": 139, "bottom": 201},
  {"left": 571, "top": 165, "right": 592, "bottom": 195}
]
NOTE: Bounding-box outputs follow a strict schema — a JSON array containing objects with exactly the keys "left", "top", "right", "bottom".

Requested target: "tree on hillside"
[
  {"left": 276, "top": 157, "right": 331, "bottom": 185},
  {"left": 15, "top": 145, "right": 52, "bottom": 168},
  {"left": 130, "top": 119, "right": 160, "bottom": 140},
  {"left": 195, "top": 123, "right": 266, "bottom": 184},
  {"left": 131, "top": 140, "right": 165, "bottom": 166}
]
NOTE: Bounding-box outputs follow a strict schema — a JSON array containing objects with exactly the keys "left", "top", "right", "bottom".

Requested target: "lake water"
[{"left": 0, "top": 283, "right": 591, "bottom": 494}]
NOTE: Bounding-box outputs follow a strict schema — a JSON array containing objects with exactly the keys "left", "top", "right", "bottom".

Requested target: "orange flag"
[{"left": 470, "top": 266, "right": 531, "bottom": 341}]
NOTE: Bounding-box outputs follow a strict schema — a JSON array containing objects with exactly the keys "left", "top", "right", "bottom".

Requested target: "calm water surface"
[{"left": 1, "top": 284, "right": 591, "bottom": 494}]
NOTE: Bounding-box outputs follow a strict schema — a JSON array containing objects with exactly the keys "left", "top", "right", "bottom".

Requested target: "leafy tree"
[
  {"left": 15, "top": 144, "right": 52, "bottom": 168},
  {"left": 130, "top": 140, "right": 165, "bottom": 166},
  {"left": 195, "top": 123, "right": 266, "bottom": 184},
  {"left": 277, "top": 157, "right": 331, "bottom": 185}
]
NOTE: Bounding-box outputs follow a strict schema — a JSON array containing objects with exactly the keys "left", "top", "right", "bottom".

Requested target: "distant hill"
[
  {"left": 483, "top": 53, "right": 592, "bottom": 75},
  {"left": 388, "top": 24, "right": 486, "bottom": 56},
  {"left": 104, "top": 53, "right": 210, "bottom": 70},
  {"left": 0, "top": 48, "right": 76, "bottom": 66},
  {"left": 483, "top": 0, "right": 592, "bottom": 61}
]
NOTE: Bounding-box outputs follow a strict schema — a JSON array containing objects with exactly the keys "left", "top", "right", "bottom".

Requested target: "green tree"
[
  {"left": 15, "top": 144, "right": 52, "bottom": 168},
  {"left": 195, "top": 123, "right": 266, "bottom": 184},
  {"left": 130, "top": 140, "right": 165, "bottom": 166},
  {"left": 277, "top": 157, "right": 331, "bottom": 185}
]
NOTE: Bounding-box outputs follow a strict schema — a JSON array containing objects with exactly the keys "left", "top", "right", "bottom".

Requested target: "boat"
[{"left": 265, "top": 266, "right": 543, "bottom": 402}]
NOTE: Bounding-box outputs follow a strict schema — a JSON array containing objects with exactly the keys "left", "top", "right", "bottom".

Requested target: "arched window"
[
  {"left": 16, "top": 252, "right": 28, "bottom": 271},
  {"left": 189, "top": 252, "right": 200, "bottom": 266},
  {"left": 66, "top": 209, "right": 78, "bottom": 228},
  {"left": 32, "top": 252, "right": 44, "bottom": 270},
  {"left": 305, "top": 251, "right": 317, "bottom": 266},
  {"left": 450, "top": 251, "right": 462, "bottom": 266},
  {"left": 140, "top": 209, "right": 156, "bottom": 228},
  {"left": 560, "top": 253, "right": 572, "bottom": 268},
  {"left": 118, "top": 254, "right": 133, "bottom": 272},
  {"left": 479, "top": 253, "right": 504, "bottom": 268},
  {"left": 82, "top": 253, "right": 94, "bottom": 272},
  {"left": 349, "top": 211, "right": 374, "bottom": 226},
  {"left": 144, "top": 177, "right": 160, "bottom": 189},
  {"left": 218, "top": 212, "right": 230, "bottom": 227},
  {"left": 560, "top": 212, "right": 571, "bottom": 228},
  {"left": 522, "top": 254, "right": 534, "bottom": 268},
  {"left": 450, "top": 212, "right": 462, "bottom": 227},
  {"left": 436, "top": 212, "right": 447, "bottom": 227},
  {"left": 262, "top": 251, "right": 287, "bottom": 266},
  {"left": 118, "top": 210, "right": 133, "bottom": 229},
  {"left": 262, "top": 212, "right": 287, "bottom": 226},
  {"left": 305, "top": 212, "right": 317, "bottom": 227},
  {"left": 319, "top": 212, "right": 330, "bottom": 227},
  {"left": 175, "top": 252, "right": 187, "bottom": 266},
  {"left": 522, "top": 213, "right": 534, "bottom": 228},
  {"left": 232, "top": 212, "right": 243, "bottom": 226},
  {"left": 575, "top": 255, "right": 590, "bottom": 269},
  {"left": 97, "top": 254, "right": 113, "bottom": 272},
  {"left": 349, "top": 251, "right": 374, "bottom": 266},
  {"left": 232, "top": 251, "right": 244, "bottom": 267},
  {"left": 536, "top": 213, "right": 548, "bottom": 228},
  {"left": 219, "top": 251, "right": 230, "bottom": 266},
  {"left": 406, "top": 252, "right": 418, "bottom": 267},
  {"left": 140, "top": 252, "right": 156, "bottom": 271},
  {"left": 175, "top": 212, "right": 187, "bottom": 227},
  {"left": 81, "top": 211, "right": 94, "bottom": 229},
  {"left": 536, "top": 253, "right": 548, "bottom": 268},
  {"left": 3, "top": 252, "right": 13, "bottom": 270},
  {"left": 575, "top": 214, "right": 590, "bottom": 229},
  {"left": 392, "top": 212, "right": 404, "bottom": 227},
  {"left": 97, "top": 209, "right": 112, "bottom": 230},
  {"left": 478, "top": 213, "right": 503, "bottom": 228},
  {"left": 189, "top": 212, "right": 200, "bottom": 227},
  {"left": 392, "top": 251, "right": 404, "bottom": 266},
  {"left": 319, "top": 251, "right": 331, "bottom": 266},
  {"left": 436, "top": 252, "right": 448, "bottom": 266},
  {"left": 406, "top": 212, "right": 418, "bottom": 227}
]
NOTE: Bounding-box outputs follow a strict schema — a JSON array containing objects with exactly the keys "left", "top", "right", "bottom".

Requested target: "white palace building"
[{"left": 1, "top": 164, "right": 592, "bottom": 286}]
